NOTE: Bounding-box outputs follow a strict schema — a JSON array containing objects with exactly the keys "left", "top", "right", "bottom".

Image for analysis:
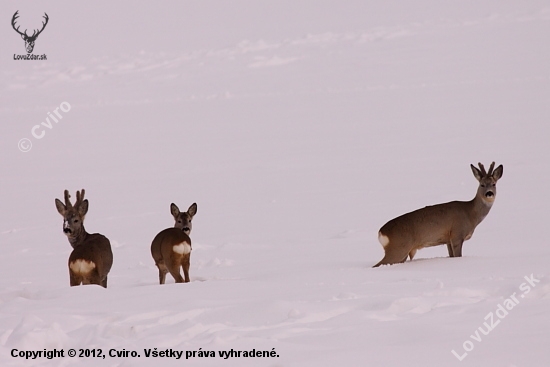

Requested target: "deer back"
[
  {"left": 380, "top": 200, "right": 477, "bottom": 250},
  {"left": 151, "top": 227, "right": 191, "bottom": 264},
  {"left": 68, "top": 233, "right": 113, "bottom": 280}
]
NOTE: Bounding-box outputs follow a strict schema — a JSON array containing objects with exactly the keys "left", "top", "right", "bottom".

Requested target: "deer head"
[
  {"left": 12, "top": 11, "right": 49, "bottom": 54},
  {"left": 55, "top": 190, "right": 89, "bottom": 247},
  {"left": 170, "top": 203, "right": 197, "bottom": 235},
  {"left": 471, "top": 162, "right": 504, "bottom": 204}
]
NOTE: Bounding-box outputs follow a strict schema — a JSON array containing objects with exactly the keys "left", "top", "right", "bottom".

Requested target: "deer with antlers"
[
  {"left": 12, "top": 11, "right": 49, "bottom": 54},
  {"left": 373, "top": 162, "right": 503, "bottom": 267},
  {"left": 55, "top": 190, "right": 113, "bottom": 287}
]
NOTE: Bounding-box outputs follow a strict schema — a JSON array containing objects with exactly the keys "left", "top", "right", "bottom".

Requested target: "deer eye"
[
  {"left": 178, "top": 220, "right": 182, "bottom": 223},
  {"left": 74, "top": 219, "right": 79, "bottom": 223}
]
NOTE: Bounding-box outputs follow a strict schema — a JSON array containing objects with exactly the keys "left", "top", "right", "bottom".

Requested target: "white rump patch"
[
  {"left": 69, "top": 259, "right": 96, "bottom": 275},
  {"left": 173, "top": 242, "right": 191, "bottom": 255},
  {"left": 378, "top": 232, "right": 390, "bottom": 248}
]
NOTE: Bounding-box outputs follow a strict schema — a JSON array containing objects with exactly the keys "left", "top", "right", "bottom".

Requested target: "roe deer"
[
  {"left": 151, "top": 202, "right": 197, "bottom": 284},
  {"left": 373, "top": 162, "right": 503, "bottom": 267},
  {"left": 55, "top": 189, "right": 113, "bottom": 287}
]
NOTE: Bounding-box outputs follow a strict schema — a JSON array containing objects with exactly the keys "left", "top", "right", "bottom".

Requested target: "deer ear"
[
  {"left": 187, "top": 203, "right": 197, "bottom": 217},
  {"left": 471, "top": 164, "right": 483, "bottom": 182},
  {"left": 55, "top": 199, "right": 66, "bottom": 216},
  {"left": 492, "top": 165, "right": 503, "bottom": 181},
  {"left": 78, "top": 199, "right": 89, "bottom": 216},
  {"left": 170, "top": 203, "right": 180, "bottom": 219}
]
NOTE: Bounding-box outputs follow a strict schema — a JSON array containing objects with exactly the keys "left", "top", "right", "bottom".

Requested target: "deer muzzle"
[{"left": 63, "top": 221, "right": 72, "bottom": 234}]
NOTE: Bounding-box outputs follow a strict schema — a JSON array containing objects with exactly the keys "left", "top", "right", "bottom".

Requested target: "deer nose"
[
  {"left": 485, "top": 191, "right": 494, "bottom": 198},
  {"left": 63, "top": 228, "right": 72, "bottom": 234}
]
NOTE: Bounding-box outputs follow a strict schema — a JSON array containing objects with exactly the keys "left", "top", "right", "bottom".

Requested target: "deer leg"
[
  {"left": 89, "top": 270, "right": 103, "bottom": 286},
  {"left": 159, "top": 269, "right": 167, "bottom": 285},
  {"left": 94, "top": 264, "right": 108, "bottom": 288},
  {"left": 373, "top": 248, "right": 410, "bottom": 268},
  {"left": 408, "top": 248, "right": 417, "bottom": 261},
  {"left": 447, "top": 243, "right": 454, "bottom": 257},
  {"left": 168, "top": 267, "right": 185, "bottom": 283},
  {"left": 168, "top": 257, "right": 184, "bottom": 283},
  {"left": 449, "top": 239, "right": 464, "bottom": 257},
  {"left": 156, "top": 262, "right": 168, "bottom": 285},
  {"left": 373, "top": 254, "right": 393, "bottom": 268},
  {"left": 69, "top": 271, "right": 80, "bottom": 286},
  {"left": 182, "top": 255, "right": 190, "bottom": 283}
]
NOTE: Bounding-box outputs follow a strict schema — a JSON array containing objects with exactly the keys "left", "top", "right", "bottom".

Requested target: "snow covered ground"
[{"left": 1, "top": 1, "right": 549, "bottom": 366}]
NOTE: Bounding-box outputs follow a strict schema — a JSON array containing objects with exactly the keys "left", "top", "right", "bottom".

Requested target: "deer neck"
[
  {"left": 469, "top": 193, "right": 493, "bottom": 226},
  {"left": 67, "top": 226, "right": 88, "bottom": 248}
]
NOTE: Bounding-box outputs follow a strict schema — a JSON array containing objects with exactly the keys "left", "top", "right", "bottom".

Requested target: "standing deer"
[
  {"left": 55, "top": 190, "right": 113, "bottom": 287},
  {"left": 151, "top": 203, "right": 197, "bottom": 284},
  {"left": 11, "top": 11, "right": 49, "bottom": 54},
  {"left": 373, "top": 162, "right": 503, "bottom": 267}
]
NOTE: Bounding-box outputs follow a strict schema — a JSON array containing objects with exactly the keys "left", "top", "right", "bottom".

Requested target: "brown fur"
[
  {"left": 151, "top": 202, "right": 197, "bottom": 284},
  {"left": 374, "top": 162, "right": 503, "bottom": 267},
  {"left": 55, "top": 189, "right": 113, "bottom": 287}
]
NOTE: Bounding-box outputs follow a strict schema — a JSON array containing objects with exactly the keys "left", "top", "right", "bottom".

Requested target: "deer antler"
[
  {"left": 11, "top": 11, "right": 49, "bottom": 40},
  {"left": 487, "top": 162, "right": 495, "bottom": 176},
  {"left": 75, "top": 189, "right": 86, "bottom": 209},
  {"left": 64, "top": 190, "right": 73, "bottom": 209},
  {"left": 477, "top": 162, "right": 487, "bottom": 176},
  {"left": 30, "top": 13, "right": 49, "bottom": 39},
  {"left": 11, "top": 11, "right": 26, "bottom": 37}
]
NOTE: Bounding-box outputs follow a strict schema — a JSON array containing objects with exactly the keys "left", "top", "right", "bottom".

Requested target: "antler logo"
[{"left": 11, "top": 11, "right": 49, "bottom": 54}]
